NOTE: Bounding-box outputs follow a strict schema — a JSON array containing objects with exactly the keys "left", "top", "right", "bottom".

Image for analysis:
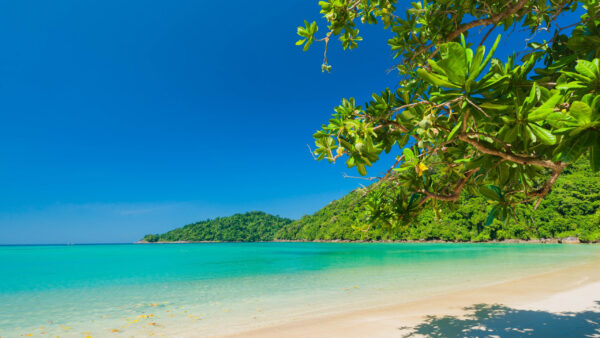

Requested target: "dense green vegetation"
[
  {"left": 142, "top": 211, "right": 292, "bottom": 242},
  {"left": 301, "top": 0, "right": 600, "bottom": 228},
  {"left": 275, "top": 159, "right": 600, "bottom": 242},
  {"left": 145, "top": 160, "right": 598, "bottom": 243}
]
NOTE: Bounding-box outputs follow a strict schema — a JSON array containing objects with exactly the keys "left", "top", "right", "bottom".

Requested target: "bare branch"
[
  {"left": 464, "top": 97, "right": 490, "bottom": 118},
  {"left": 307, "top": 144, "right": 317, "bottom": 160},
  {"left": 479, "top": 23, "right": 499, "bottom": 47},
  {"left": 342, "top": 173, "right": 380, "bottom": 181}
]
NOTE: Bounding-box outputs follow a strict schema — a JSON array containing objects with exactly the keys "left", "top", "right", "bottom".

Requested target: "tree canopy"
[
  {"left": 275, "top": 158, "right": 600, "bottom": 242},
  {"left": 142, "top": 211, "right": 292, "bottom": 242},
  {"left": 299, "top": 0, "right": 600, "bottom": 230}
]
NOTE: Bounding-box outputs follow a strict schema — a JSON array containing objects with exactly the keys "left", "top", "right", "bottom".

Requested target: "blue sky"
[{"left": 0, "top": 1, "right": 583, "bottom": 244}]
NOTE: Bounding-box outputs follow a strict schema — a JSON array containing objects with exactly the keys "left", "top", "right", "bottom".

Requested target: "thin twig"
[{"left": 307, "top": 144, "right": 317, "bottom": 160}]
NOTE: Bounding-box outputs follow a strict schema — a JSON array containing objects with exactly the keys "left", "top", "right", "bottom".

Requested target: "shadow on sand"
[{"left": 399, "top": 302, "right": 600, "bottom": 337}]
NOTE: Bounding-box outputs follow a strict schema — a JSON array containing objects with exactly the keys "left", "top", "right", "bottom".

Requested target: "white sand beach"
[{"left": 222, "top": 258, "right": 600, "bottom": 337}]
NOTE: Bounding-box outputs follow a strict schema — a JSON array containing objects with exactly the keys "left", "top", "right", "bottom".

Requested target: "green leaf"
[
  {"left": 526, "top": 124, "right": 537, "bottom": 143},
  {"left": 427, "top": 59, "right": 448, "bottom": 76},
  {"left": 548, "top": 54, "right": 578, "bottom": 70},
  {"left": 339, "top": 139, "right": 353, "bottom": 149},
  {"left": 562, "top": 71, "right": 592, "bottom": 82},
  {"left": 393, "top": 166, "right": 413, "bottom": 172},
  {"left": 591, "top": 145, "right": 600, "bottom": 172},
  {"left": 575, "top": 59, "right": 597, "bottom": 79},
  {"left": 479, "top": 185, "right": 503, "bottom": 202},
  {"left": 296, "top": 39, "right": 306, "bottom": 46},
  {"left": 437, "top": 42, "right": 467, "bottom": 84},
  {"left": 403, "top": 148, "right": 415, "bottom": 162},
  {"left": 465, "top": 48, "right": 473, "bottom": 69},
  {"left": 591, "top": 94, "right": 600, "bottom": 113},
  {"left": 481, "top": 34, "right": 501, "bottom": 71},
  {"left": 477, "top": 74, "right": 509, "bottom": 91},
  {"left": 528, "top": 123, "right": 556, "bottom": 145},
  {"left": 570, "top": 101, "right": 592, "bottom": 125},
  {"left": 356, "top": 163, "right": 367, "bottom": 176},
  {"left": 556, "top": 81, "right": 587, "bottom": 90},
  {"left": 310, "top": 21, "right": 317, "bottom": 34},
  {"left": 528, "top": 82, "right": 540, "bottom": 103},
  {"left": 528, "top": 108, "right": 554, "bottom": 122},
  {"left": 303, "top": 37, "right": 313, "bottom": 51},
  {"left": 479, "top": 102, "right": 511, "bottom": 111},
  {"left": 528, "top": 93, "right": 562, "bottom": 121},
  {"left": 454, "top": 158, "right": 471, "bottom": 163},
  {"left": 505, "top": 126, "right": 519, "bottom": 143},
  {"left": 346, "top": 156, "right": 355, "bottom": 168},
  {"left": 297, "top": 27, "right": 307, "bottom": 37},
  {"left": 485, "top": 205, "right": 499, "bottom": 226},
  {"left": 416, "top": 69, "right": 461, "bottom": 89},
  {"left": 468, "top": 45, "right": 485, "bottom": 81},
  {"left": 446, "top": 121, "right": 462, "bottom": 141}
]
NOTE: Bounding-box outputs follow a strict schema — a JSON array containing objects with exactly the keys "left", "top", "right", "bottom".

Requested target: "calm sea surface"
[{"left": 1, "top": 243, "right": 599, "bottom": 337}]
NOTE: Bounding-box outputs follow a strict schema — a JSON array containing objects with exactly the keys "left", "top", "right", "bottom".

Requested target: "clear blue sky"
[{"left": 0, "top": 1, "right": 582, "bottom": 244}]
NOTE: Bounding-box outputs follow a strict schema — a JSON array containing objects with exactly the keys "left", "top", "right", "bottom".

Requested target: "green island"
[
  {"left": 142, "top": 211, "right": 292, "bottom": 243},
  {"left": 143, "top": 158, "right": 599, "bottom": 243}
]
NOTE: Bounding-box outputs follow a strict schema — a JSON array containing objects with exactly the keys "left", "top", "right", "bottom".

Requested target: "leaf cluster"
[
  {"left": 299, "top": 0, "right": 600, "bottom": 227},
  {"left": 275, "top": 158, "right": 600, "bottom": 242}
]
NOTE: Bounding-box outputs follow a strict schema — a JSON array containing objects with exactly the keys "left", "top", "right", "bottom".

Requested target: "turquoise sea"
[{"left": 1, "top": 243, "right": 600, "bottom": 337}]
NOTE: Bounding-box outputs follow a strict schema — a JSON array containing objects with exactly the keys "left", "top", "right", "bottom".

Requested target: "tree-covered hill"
[
  {"left": 275, "top": 159, "right": 600, "bottom": 242},
  {"left": 142, "top": 160, "right": 598, "bottom": 243},
  {"left": 142, "top": 211, "right": 292, "bottom": 242}
]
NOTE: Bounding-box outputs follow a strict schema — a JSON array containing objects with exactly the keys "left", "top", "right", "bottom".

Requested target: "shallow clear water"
[{"left": 1, "top": 243, "right": 599, "bottom": 337}]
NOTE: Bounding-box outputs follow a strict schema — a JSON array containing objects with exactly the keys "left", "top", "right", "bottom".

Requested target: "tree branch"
[
  {"left": 418, "top": 169, "right": 477, "bottom": 202},
  {"left": 411, "top": 0, "right": 530, "bottom": 61},
  {"left": 445, "top": 0, "right": 530, "bottom": 43},
  {"left": 464, "top": 132, "right": 513, "bottom": 152},
  {"left": 533, "top": 166, "right": 566, "bottom": 209},
  {"left": 372, "top": 120, "right": 409, "bottom": 133},
  {"left": 457, "top": 134, "right": 561, "bottom": 170}
]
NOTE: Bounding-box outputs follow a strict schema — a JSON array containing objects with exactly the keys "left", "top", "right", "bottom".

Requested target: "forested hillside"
[
  {"left": 142, "top": 211, "right": 292, "bottom": 242},
  {"left": 275, "top": 159, "right": 600, "bottom": 242},
  {"left": 142, "top": 160, "right": 598, "bottom": 243}
]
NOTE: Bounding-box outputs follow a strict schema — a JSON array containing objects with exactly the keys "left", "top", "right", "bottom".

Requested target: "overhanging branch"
[
  {"left": 445, "top": 0, "right": 529, "bottom": 43},
  {"left": 411, "top": 0, "right": 530, "bottom": 60},
  {"left": 457, "top": 134, "right": 561, "bottom": 170},
  {"left": 418, "top": 169, "right": 477, "bottom": 202}
]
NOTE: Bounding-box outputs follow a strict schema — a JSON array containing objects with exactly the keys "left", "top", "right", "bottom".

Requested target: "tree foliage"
[
  {"left": 275, "top": 158, "right": 600, "bottom": 242},
  {"left": 300, "top": 0, "right": 600, "bottom": 229},
  {"left": 142, "top": 211, "right": 292, "bottom": 242},
  {"left": 139, "top": 163, "right": 599, "bottom": 243}
]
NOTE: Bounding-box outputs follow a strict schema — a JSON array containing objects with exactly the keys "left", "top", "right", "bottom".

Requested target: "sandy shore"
[{"left": 221, "top": 259, "right": 600, "bottom": 337}]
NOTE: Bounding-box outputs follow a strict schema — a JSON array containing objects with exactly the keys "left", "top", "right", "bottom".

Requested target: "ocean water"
[{"left": 1, "top": 243, "right": 599, "bottom": 337}]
